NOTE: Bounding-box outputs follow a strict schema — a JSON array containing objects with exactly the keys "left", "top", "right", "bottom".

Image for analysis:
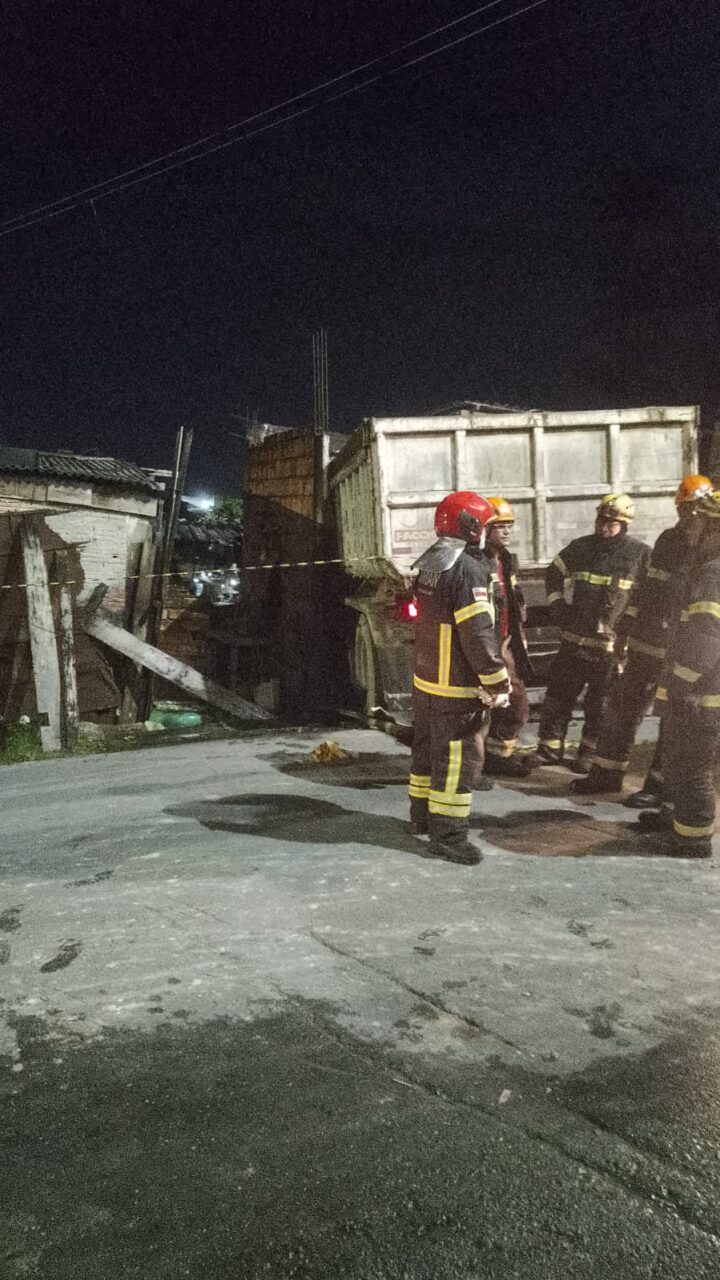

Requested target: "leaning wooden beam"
[
  {"left": 83, "top": 605, "right": 273, "bottom": 723},
  {"left": 20, "top": 519, "right": 62, "bottom": 752},
  {"left": 56, "top": 551, "right": 79, "bottom": 750}
]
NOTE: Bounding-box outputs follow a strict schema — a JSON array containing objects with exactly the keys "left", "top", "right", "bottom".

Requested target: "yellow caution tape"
[{"left": 0, "top": 554, "right": 385, "bottom": 593}]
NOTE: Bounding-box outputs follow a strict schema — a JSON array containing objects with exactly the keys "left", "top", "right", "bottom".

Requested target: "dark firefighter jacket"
[
  {"left": 414, "top": 549, "right": 510, "bottom": 698},
  {"left": 618, "top": 523, "right": 691, "bottom": 663},
  {"left": 657, "top": 553, "right": 720, "bottom": 709},
  {"left": 545, "top": 531, "right": 650, "bottom": 658},
  {"left": 485, "top": 547, "right": 535, "bottom": 684}
]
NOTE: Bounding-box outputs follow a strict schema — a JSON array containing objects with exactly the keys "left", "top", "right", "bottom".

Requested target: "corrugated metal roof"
[
  {"left": 175, "top": 518, "right": 242, "bottom": 549},
  {"left": 0, "top": 446, "right": 158, "bottom": 490}
]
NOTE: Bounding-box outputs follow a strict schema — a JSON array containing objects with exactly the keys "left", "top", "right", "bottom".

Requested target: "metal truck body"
[{"left": 327, "top": 406, "right": 699, "bottom": 717}]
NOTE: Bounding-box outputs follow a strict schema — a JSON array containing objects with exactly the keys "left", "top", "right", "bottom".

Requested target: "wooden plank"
[
  {"left": 119, "top": 535, "right": 155, "bottom": 723},
  {"left": 83, "top": 606, "right": 273, "bottom": 722},
  {"left": 21, "top": 519, "right": 62, "bottom": 751},
  {"left": 55, "top": 552, "right": 79, "bottom": 750}
]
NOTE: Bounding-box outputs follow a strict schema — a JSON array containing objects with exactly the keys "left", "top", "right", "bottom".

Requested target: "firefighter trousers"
[
  {"left": 409, "top": 690, "right": 486, "bottom": 845},
  {"left": 486, "top": 647, "right": 529, "bottom": 759},
  {"left": 583, "top": 652, "right": 662, "bottom": 787},
  {"left": 642, "top": 728, "right": 665, "bottom": 796},
  {"left": 538, "top": 642, "right": 615, "bottom": 759},
  {"left": 661, "top": 702, "right": 720, "bottom": 850}
]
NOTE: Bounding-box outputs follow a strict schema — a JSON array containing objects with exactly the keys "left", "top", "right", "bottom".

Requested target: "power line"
[
  {"left": 492, "top": 0, "right": 679, "bottom": 62},
  {"left": 57, "top": 0, "right": 554, "bottom": 210},
  {"left": 223, "top": 0, "right": 516, "bottom": 133},
  {"left": 0, "top": 0, "right": 549, "bottom": 238},
  {"left": 0, "top": 1, "right": 517, "bottom": 233}
]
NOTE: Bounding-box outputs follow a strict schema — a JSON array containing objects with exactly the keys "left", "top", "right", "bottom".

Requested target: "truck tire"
[{"left": 351, "top": 614, "right": 381, "bottom": 715}]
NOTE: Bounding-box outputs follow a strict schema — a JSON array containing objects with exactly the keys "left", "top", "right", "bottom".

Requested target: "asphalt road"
[{"left": 2, "top": 729, "right": 720, "bottom": 1279}]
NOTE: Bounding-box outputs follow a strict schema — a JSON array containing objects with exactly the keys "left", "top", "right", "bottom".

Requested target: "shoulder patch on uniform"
[{"left": 472, "top": 586, "right": 488, "bottom": 601}]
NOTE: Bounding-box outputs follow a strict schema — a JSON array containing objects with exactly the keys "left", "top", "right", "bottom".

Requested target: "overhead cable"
[{"left": 0, "top": 0, "right": 548, "bottom": 237}]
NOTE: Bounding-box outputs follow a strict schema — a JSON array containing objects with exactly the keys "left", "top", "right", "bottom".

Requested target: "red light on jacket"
[{"left": 395, "top": 593, "right": 418, "bottom": 621}]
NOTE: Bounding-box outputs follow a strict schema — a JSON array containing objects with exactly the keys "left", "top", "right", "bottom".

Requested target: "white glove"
[{"left": 476, "top": 683, "right": 512, "bottom": 708}]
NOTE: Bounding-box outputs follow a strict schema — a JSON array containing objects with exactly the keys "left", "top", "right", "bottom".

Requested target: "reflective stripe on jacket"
[
  {"left": 657, "top": 553, "right": 720, "bottom": 708},
  {"left": 545, "top": 531, "right": 650, "bottom": 653},
  {"left": 620, "top": 523, "right": 691, "bottom": 662},
  {"left": 413, "top": 547, "right": 510, "bottom": 698}
]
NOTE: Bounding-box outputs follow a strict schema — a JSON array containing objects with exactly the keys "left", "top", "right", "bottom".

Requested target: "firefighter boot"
[
  {"left": 637, "top": 807, "right": 673, "bottom": 833},
  {"left": 484, "top": 753, "right": 530, "bottom": 779},
  {"left": 534, "top": 741, "right": 564, "bottom": 766},
  {"left": 637, "top": 816, "right": 712, "bottom": 858},
  {"left": 571, "top": 766, "right": 624, "bottom": 795},
  {"left": 409, "top": 798, "right": 429, "bottom": 836},
  {"left": 625, "top": 764, "right": 665, "bottom": 809},
  {"left": 625, "top": 783, "right": 665, "bottom": 809},
  {"left": 426, "top": 839, "right": 483, "bottom": 866},
  {"left": 568, "top": 747, "right": 594, "bottom": 776},
  {"left": 626, "top": 790, "right": 662, "bottom": 810},
  {"left": 668, "top": 835, "right": 713, "bottom": 859}
]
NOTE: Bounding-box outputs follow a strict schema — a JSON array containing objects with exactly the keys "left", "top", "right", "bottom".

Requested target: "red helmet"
[{"left": 434, "top": 490, "right": 495, "bottom": 543}]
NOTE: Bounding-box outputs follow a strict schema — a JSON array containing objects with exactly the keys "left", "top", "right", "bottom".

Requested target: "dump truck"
[{"left": 327, "top": 406, "right": 700, "bottom": 719}]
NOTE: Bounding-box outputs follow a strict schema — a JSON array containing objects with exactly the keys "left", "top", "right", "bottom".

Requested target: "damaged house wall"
[
  {"left": 0, "top": 511, "right": 120, "bottom": 722},
  {"left": 0, "top": 450, "right": 160, "bottom": 723},
  {"left": 0, "top": 478, "right": 158, "bottom": 621}
]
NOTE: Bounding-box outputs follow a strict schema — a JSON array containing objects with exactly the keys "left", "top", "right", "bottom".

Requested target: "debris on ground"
[
  {"left": 148, "top": 701, "right": 204, "bottom": 729},
  {"left": 498, "top": 1089, "right": 512, "bottom": 1105},
  {"left": 303, "top": 739, "right": 358, "bottom": 765}
]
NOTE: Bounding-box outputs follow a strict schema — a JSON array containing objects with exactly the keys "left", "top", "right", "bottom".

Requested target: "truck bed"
[{"left": 328, "top": 406, "right": 699, "bottom": 582}]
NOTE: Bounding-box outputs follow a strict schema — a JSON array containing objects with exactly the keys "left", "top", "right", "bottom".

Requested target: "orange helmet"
[
  {"left": 675, "top": 474, "right": 712, "bottom": 507},
  {"left": 487, "top": 496, "right": 515, "bottom": 524}
]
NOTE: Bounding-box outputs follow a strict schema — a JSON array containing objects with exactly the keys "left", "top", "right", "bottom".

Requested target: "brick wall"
[
  {"left": 242, "top": 432, "right": 350, "bottom": 717},
  {"left": 151, "top": 584, "right": 210, "bottom": 703},
  {"left": 158, "top": 584, "right": 210, "bottom": 669},
  {"left": 245, "top": 433, "right": 315, "bottom": 520}
]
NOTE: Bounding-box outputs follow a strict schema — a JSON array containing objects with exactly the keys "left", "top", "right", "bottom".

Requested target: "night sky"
[{"left": 1, "top": 0, "right": 718, "bottom": 493}]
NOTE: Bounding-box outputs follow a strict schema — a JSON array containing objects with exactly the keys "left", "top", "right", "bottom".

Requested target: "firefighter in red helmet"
[{"left": 409, "top": 491, "right": 510, "bottom": 865}]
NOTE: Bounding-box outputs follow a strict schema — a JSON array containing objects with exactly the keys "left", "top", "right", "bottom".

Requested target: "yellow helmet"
[
  {"left": 675, "top": 474, "right": 712, "bottom": 507},
  {"left": 487, "top": 495, "right": 515, "bottom": 524},
  {"left": 597, "top": 492, "right": 634, "bottom": 523}
]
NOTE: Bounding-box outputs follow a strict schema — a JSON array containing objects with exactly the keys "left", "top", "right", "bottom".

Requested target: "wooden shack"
[{"left": 0, "top": 447, "right": 160, "bottom": 726}]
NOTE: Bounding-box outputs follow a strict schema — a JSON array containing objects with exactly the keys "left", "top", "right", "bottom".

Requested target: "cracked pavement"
[{"left": 2, "top": 728, "right": 720, "bottom": 1278}]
